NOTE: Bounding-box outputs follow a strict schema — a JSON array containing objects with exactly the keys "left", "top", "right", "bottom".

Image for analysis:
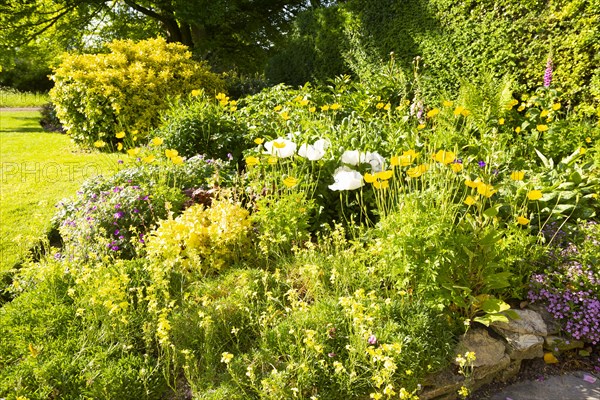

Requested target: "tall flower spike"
[{"left": 544, "top": 58, "right": 553, "bottom": 88}]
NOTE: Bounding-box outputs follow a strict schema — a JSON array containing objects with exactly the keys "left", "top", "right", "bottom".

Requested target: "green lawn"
[{"left": 0, "top": 110, "right": 119, "bottom": 273}]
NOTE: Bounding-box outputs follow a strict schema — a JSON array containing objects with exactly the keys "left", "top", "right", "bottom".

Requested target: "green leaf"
[
  {"left": 483, "top": 272, "right": 512, "bottom": 290},
  {"left": 481, "top": 298, "right": 511, "bottom": 313},
  {"left": 483, "top": 206, "right": 499, "bottom": 218}
]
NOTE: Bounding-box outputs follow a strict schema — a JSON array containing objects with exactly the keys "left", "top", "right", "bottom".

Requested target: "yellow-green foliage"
[
  {"left": 146, "top": 200, "right": 251, "bottom": 275},
  {"left": 50, "top": 38, "right": 225, "bottom": 147}
]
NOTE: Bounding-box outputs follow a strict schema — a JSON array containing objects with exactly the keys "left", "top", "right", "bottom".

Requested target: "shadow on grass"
[{"left": 0, "top": 127, "right": 44, "bottom": 133}]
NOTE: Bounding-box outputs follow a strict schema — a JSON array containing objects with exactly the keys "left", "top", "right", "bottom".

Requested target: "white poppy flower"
[
  {"left": 264, "top": 138, "right": 297, "bottom": 158},
  {"left": 341, "top": 150, "right": 367, "bottom": 165},
  {"left": 298, "top": 138, "right": 331, "bottom": 161},
  {"left": 366, "top": 151, "right": 386, "bottom": 172},
  {"left": 328, "top": 166, "right": 364, "bottom": 191}
]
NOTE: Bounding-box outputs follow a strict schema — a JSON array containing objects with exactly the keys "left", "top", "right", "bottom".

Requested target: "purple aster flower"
[
  {"left": 114, "top": 211, "right": 124, "bottom": 219},
  {"left": 478, "top": 160, "right": 486, "bottom": 168},
  {"left": 544, "top": 58, "right": 553, "bottom": 88},
  {"left": 114, "top": 229, "right": 120, "bottom": 236}
]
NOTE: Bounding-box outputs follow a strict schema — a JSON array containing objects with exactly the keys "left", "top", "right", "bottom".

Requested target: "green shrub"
[
  {"left": 50, "top": 38, "right": 225, "bottom": 148},
  {"left": 156, "top": 94, "right": 249, "bottom": 160}
]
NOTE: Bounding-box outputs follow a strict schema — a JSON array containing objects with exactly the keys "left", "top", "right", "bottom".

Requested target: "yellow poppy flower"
[
  {"left": 273, "top": 105, "right": 282, "bottom": 112},
  {"left": 443, "top": 100, "right": 454, "bottom": 107},
  {"left": 165, "top": 149, "right": 178, "bottom": 158},
  {"left": 498, "top": 118, "right": 505, "bottom": 125},
  {"left": 517, "top": 216, "right": 530, "bottom": 225},
  {"left": 191, "top": 89, "right": 202, "bottom": 97},
  {"left": 373, "top": 180, "right": 389, "bottom": 189},
  {"left": 330, "top": 103, "right": 341, "bottom": 110},
  {"left": 283, "top": 176, "right": 298, "bottom": 188},
  {"left": 321, "top": 105, "right": 330, "bottom": 111},
  {"left": 151, "top": 137, "right": 164, "bottom": 146},
  {"left": 254, "top": 138, "right": 264, "bottom": 145},
  {"left": 142, "top": 155, "right": 155, "bottom": 164},
  {"left": 376, "top": 170, "right": 394, "bottom": 180},
  {"left": 377, "top": 102, "right": 385, "bottom": 110},
  {"left": 300, "top": 99, "right": 309, "bottom": 106},
  {"left": 171, "top": 155, "right": 184, "bottom": 165},
  {"left": 461, "top": 109, "right": 471, "bottom": 117},
  {"left": 453, "top": 106, "right": 465, "bottom": 116},
  {"left": 451, "top": 163, "right": 463, "bottom": 173},
  {"left": 94, "top": 140, "right": 106, "bottom": 148},
  {"left": 580, "top": 147, "right": 587, "bottom": 155},
  {"left": 510, "top": 171, "right": 525, "bottom": 181},
  {"left": 585, "top": 137, "right": 592, "bottom": 143},
  {"left": 477, "top": 182, "right": 497, "bottom": 198},
  {"left": 433, "top": 150, "right": 456, "bottom": 165},
  {"left": 427, "top": 108, "right": 440, "bottom": 118},
  {"left": 267, "top": 156, "right": 278, "bottom": 165},
  {"left": 536, "top": 125, "right": 549, "bottom": 132},
  {"left": 465, "top": 178, "right": 480, "bottom": 188},
  {"left": 464, "top": 195, "right": 477, "bottom": 206},
  {"left": 216, "top": 92, "right": 227, "bottom": 101},
  {"left": 527, "top": 190, "right": 543, "bottom": 201},
  {"left": 245, "top": 156, "right": 259, "bottom": 167},
  {"left": 280, "top": 111, "right": 290, "bottom": 120},
  {"left": 383, "top": 103, "right": 391, "bottom": 111},
  {"left": 116, "top": 131, "right": 126, "bottom": 139},
  {"left": 364, "top": 173, "right": 377, "bottom": 183},
  {"left": 309, "top": 106, "right": 316, "bottom": 113},
  {"left": 390, "top": 156, "right": 400, "bottom": 166},
  {"left": 540, "top": 110, "right": 549, "bottom": 118},
  {"left": 407, "top": 164, "right": 429, "bottom": 178},
  {"left": 552, "top": 103, "right": 561, "bottom": 111},
  {"left": 117, "top": 142, "right": 123, "bottom": 151},
  {"left": 517, "top": 105, "right": 525, "bottom": 112},
  {"left": 418, "top": 124, "right": 426, "bottom": 130},
  {"left": 515, "top": 127, "right": 522, "bottom": 133},
  {"left": 127, "top": 147, "right": 140, "bottom": 156}
]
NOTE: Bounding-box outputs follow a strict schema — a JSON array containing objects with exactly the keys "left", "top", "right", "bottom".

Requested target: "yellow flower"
[
  {"left": 396, "top": 150, "right": 418, "bottom": 166},
  {"left": 510, "top": 171, "right": 525, "bottom": 181},
  {"left": 229, "top": 106, "right": 237, "bottom": 112},
  {"left": 321, "top": 104, "right": 330, "bottom": 111},
  {"left": 245, "top": 156, "right": 260, "bottom": 167},
  {"left": 407, "top": 163, "right": 429, "bottom": 178},
  {"left": 364, "top": 173, "right": 377, "bottom": 183},
  {"left": 458, "top": 386, "right": 470, "bottom": 399},
  {"left": 433, "top": 150, "right": 456, "bottom": 165},
  {"left": 376, "top": 102, "right": 385, "bottom": 109},
  {"left": 498, "top": 118, "right": 505, "bottom": 125},
  {"left": 585, "top": 137, "right": 592, "bottom": 143},
  {"left": 465, "top": 178, "right": 480, "bottom": 188},
  {"left": 540, "top": 109, "right": 549, "bottom": 118},
  {"left": 283, "top": 176, "right": 298, "bottom": 188},
  {"left": 390, "top": 156, "right": 400, "bottom": 166},
  {"left": 127, "top": 147, "right": 140, "bottom": 156},
  {"left": 383, "top": 103, "right": 391, "bottom": 111},
  {"left": 94, "top": 140, "right": 106, "bottom": 148},
  {"left": 477, "top": 182, "right": 496, "bottom": 197},
  {"left": 267, "top": 156, "right": 278, "bottom": 165},
  {"left": 461, "top": 108, "right": 471, "bottom": 117},
  {"left": 527, "top": 190, "right": 543, "bottom": 201},
  {"left": 117, "top": 142, "right": 123, "bottom": 151},
  {"left": 517, "top": 105, "right": 525, "bottom": 112},
  {"left": 427, "top": 108, "right": 440, "bottom": 118},
  {"left": 517, "top": 216, "right": 530, "bottom": 225},
  {"left": 171, "top": 156, "right": 184, "bottom": 165},
  {"left": 229, "top": 100, "right": 237, "bottom": 106},
  {"left": 580, "top": 147, "right": 587, "bottom": 155},
  {"left": 330, "top": 103, "right": 341, "bottom": 110},
  {"left": 370, "top": 393, "right": 383, "bottom": 400},
  {"left": 280, "top": 111, "right": 290, "bottom": 120},
  {"left": 299, "top": 99, "right": 310, "bottom": 106},
  {"left": 552, "top": 103, "right": 561, "bottom": 110},
  {"left": 273, "top": 105, "right": 282, "bottom": 112},
  {"left": 453, "top": 105, "right": 465, "bottom": 116},
  {"left": 464, "top": 195, "right": 477, "bottom": 206},
  {"left": 417, "top": 124, "right": 426, "bottom": 130},
  {"left": 536, "top": 124, "right": 549, "bottom": 132},
  {"left": 216, "top": 92, "right": 228, "bottom": 101},
  {"left": 451, "top": 163, "right": 463, "bottom": 173},
  {"left": 165, "top": 149, "right": 178, "bottom": 158},
  {"left": 506, "top": 99, "right": 519, "bottom": 110},
  {"left": 443, "top": 100, "right": 454, "bottom": 107},
  {"left": 373, "top": 180, "right": 389, "bottom": 189},
  {"left": 221, "top": 352, "right": 234, "bottom": 364},
  {"left": 273, "top": 141, "right": 286, "bottom": 149},
  {"left": 151, "top": 137, "right": 164, "bottom": 146},
  {"left": 142, "top": 155, "right": 155, "bottom": 164},
  {"left": 116, "top": 131, "right": 126, "bottom": 139},
  {"left": 309, "top": 106, "right": 316, "bottom": 113},
  {"left": 515, "top": 126, "right": 522, "bottom": 133},
  {"left": 191, "top": 89, "right": 202, "bottom": 97},
  {"left": 376, "top": 170, "right": 393, "bottom": 180},
  {"left": 254, "top": 138, "right": 264, "bottom": 145}
]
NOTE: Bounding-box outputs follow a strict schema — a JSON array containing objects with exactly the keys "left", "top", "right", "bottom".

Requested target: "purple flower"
[
  {"left": 115, "top": 204, "right": 121, "bottom": 209},
  {"left": 453, "top": 158, "right": 463, "bottom": 164},
  {"left": 227, "top": 153, "right": 233, "bottom": 160},
  {"left": 114, "top": 229, "right": 120, "bottom": 236},
  {"left": 544, "top": 58, "right": 553, "bottom": 88},
  {"left": 118, "top": 159, "right": 124, "bottom": 164},
  {"left": 368, "top": 335, "right": 377, "bottom": 345},
  {"left": 478, "top": 161, "right": 486, "bottom": 168},
  {"left": 111, "top": 245, "right": 120, "bottom": 251},
  {"left": 328, "top": 352, "right": 336, "bottom": 358},
  {"left": 114, "top": 211, "right": 124, "bottom": 219},
  {"left": 133, "top": 208, "right": 139, "bottom": 213}
]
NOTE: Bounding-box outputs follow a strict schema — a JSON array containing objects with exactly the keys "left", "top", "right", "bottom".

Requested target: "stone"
[
  {"left": 496, "top": 330, "right": 544, "bottom": 360},
  {"left": 473, "top": 354, "right": 511, "bottom": 382},
  {"left": 421, "top": 367, "right": 464, "bottom": 400},
  {"left": 490, "top": 309, "right": 547, "bottom": 336},
  {"left": 499, "top": 359, "right": 522, "bottom": 382},
  {"left": 527, "top": 304, "right": 561, "bottom": 335},
  {"left": 544, "top": 335, "right": 585, "bottom": 352},
  {"left": 454, "top": 328, "right": 506, "bottom": 367}
]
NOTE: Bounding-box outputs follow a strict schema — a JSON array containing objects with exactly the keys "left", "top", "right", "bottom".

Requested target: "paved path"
[
  {"left": 490, "top": 371, "right": 600, "bottom": 400},
  {"left": 0, "top": 107, "right": 42, "bottom": 111}
]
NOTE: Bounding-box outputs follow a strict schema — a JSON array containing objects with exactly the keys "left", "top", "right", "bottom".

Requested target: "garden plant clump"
[{"left": 1, "top": 45, "right": 599, "bottom": 400}]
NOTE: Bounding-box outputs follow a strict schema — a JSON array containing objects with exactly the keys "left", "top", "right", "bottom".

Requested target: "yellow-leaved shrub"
[
  {"left": 146, "top": 200, "right": 251, "bottom": 276},
  {"left": 50, "top": 38, "right": 225, "bottom": 148}
]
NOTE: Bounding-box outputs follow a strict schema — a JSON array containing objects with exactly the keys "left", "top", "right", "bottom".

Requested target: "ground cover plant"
[{"left": 1, "top": 52, "right": 599, "bottom": 400}]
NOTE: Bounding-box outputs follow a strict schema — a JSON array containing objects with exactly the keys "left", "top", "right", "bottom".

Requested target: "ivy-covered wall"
[{"left": 267, "top": 0, "right": 600, "bottom": 115}]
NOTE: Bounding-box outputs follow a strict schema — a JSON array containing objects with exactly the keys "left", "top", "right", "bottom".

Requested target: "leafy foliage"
[{"left": 50, "top": 38, "right": 224, "bottom": 147}]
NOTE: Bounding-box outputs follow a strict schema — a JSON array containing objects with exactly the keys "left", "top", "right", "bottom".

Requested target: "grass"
[
  {"left": 0, "top": 88, "right": 50, "bottom": 108},
  {"left": 0, "top": 110, "right": 120, "bottom": 273}
]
